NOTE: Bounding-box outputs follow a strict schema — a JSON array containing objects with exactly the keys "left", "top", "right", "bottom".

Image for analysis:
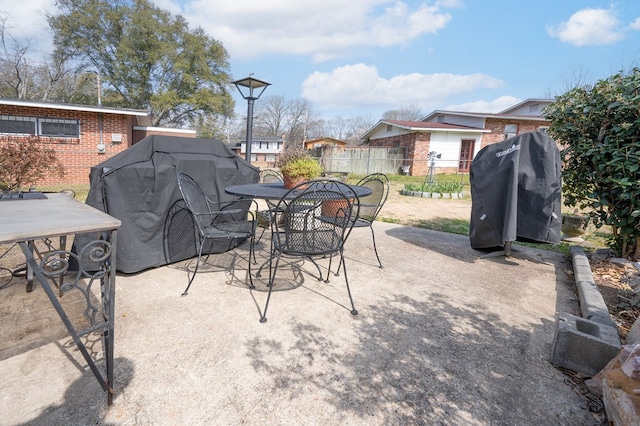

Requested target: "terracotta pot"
[
  {"left": 321, "top": 199, "right": 353, "bottom": 217},
  {"left": 283, "top": 174, "right": 308, "bottom": 189}
]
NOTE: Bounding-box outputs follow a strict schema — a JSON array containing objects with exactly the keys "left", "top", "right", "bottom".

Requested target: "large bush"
[
  {"left": 546, "top": 68, "right": 640, "bottom": 259},
  {"left": 0, "top": 136, "right": 65, "bottom": 191}
]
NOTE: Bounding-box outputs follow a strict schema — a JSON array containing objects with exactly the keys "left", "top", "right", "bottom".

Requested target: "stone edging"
[
  {"left": 569, "top": 246, "right": 618, "bottom": 328},
  {"left": 400, "top": 189, "right": 464, "bottom": 199}
]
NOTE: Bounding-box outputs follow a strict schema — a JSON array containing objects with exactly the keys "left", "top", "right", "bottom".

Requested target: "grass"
[
  {"left": 414, "top": 218, "right": 470, "bottom": 235},
  {"left": 34, "top": 184, "right": 90, "bottom": 202},
  {"left": 410, "top": 215, "right": 609, "bottom": 256}
]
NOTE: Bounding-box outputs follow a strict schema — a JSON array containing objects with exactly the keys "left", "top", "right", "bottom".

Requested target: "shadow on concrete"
[{"left": 244, "top": 291, "right": 596, "bottom": 424}]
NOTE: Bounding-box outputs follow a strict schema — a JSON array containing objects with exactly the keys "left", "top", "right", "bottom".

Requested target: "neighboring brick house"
[
  {"left": 359, "top": 98, "right": 552, "bottom": 176},
  {"left": 0, "top": 98, "right": 195, "bottom": 187}
]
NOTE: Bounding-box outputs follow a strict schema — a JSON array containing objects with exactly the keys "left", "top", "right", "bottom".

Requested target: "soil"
[{"left": 590, "top": 259, "right": 640, "bottom": 342}]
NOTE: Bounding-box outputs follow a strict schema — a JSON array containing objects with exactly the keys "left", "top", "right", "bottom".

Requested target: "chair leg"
[
  {"left": 182, "top": 242, "right": 205, "bottom": 296},
  {"left": 340, "top": 250, "right": 358, "bottom": 316},
  {"left": 369, "top": 224, "right": 383, "bottom": 268},
  {"left": 260, "top": 253, "right": 281, "bottom": 323}
]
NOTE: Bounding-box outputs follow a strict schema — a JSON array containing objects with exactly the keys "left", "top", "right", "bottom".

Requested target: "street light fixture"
[{"left": 232, "top": 75, "right": 271, "bottom": 163}]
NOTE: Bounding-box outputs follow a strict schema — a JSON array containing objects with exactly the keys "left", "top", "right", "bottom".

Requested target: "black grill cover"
[
  {"left": 81, "top": 135, "right": 259, "bottom": 273},
  {"left": 469, "top": 131, "right": 562, "bottom": 249}
]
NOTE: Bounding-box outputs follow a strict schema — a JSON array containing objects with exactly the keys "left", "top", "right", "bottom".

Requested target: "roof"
[
  {"left": 498, "top": 98, "right": 552, "bottom": 115},
  {"left": 0, "top": 98, "right": 150, "bottom": 116},
  {"left": 359, "top": 119, "right": 490, "bottom": 141},
  {"left": 420, "top": 98, "right": 553, "bottom": 122},
  {"left": 238, "top": 136, "right": 283, "bottom": 142},
  {"left": 305, "top": 137, "right": 346, "bottom": 145}
]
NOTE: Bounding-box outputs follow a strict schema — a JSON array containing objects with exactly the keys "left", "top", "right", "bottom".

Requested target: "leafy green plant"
[
  {"left": 546, "top": 68, "right": 640, "bottom": 260},
  {"left": 403, "top": 182, "right": 423, "bottom": 192},
  {"left": 276, "top": 147, "right": 322, "bottom": 179},
  {"left": 431, "top": 181, "right": 463, "bottom": 194},
  {"left": 403, "top": 181, "right": 464, "bottom": 194},
  {"left": 0, "top": 136, "right": 65, "bottom": 191}
]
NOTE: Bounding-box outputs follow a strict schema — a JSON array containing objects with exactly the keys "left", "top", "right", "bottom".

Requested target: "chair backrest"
[
  {"left": 273, "top": 180, "right": 359, "bottom": 256},
  {"left": 177, "top": 173, "right": 211, "bottom": 233},
  {"left": 260, "top": 169, "right": 284, "bottom": 184},
  {"left": 356, "top": 173, "right": 389, "bottom": 222}
]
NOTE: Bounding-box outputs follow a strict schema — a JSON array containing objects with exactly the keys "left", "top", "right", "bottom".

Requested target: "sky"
[{"left": 1, "top": 0, "right": 640, "bottom": 121}]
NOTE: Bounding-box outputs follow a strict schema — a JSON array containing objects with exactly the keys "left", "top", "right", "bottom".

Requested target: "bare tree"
[
  {"left": 0, "top": 15, "right": 32, "bottom": 99},
  {"left": 382, "top": 104, "right": 424, "bottom": 121},
  {"left": 323, "top": 115, "right": 375, "bottom": 144},
  {"left": 254, "top": 94, "right": 289, "bottom": 137},
  {"left": 253, "top": 95, "right": 318, "bottom": 149},
  {"left": 0, "top": 15, "right": 84, "bottom": 103}
]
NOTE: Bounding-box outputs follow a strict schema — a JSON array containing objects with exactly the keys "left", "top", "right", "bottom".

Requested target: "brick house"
[
  {"left": 0, "top": 99, "right": 195, "bottom": 187},
  {"left": 359, "top": 99, "right": 552, "bottom": 176}
]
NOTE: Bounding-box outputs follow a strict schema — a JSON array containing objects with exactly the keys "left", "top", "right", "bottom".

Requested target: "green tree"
[
  {"left": 48, "top": 0, "right": 234, "bottom": 128},
  {"left": 546, "top": 68, "right": 640, "bottom": 260}
]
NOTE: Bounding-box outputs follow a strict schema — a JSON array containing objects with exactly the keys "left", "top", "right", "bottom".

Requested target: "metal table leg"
[{"left": 18, "top": 229, "right": 117, "bottom": 405}]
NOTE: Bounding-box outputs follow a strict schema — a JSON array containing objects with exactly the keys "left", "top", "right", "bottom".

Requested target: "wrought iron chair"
[
  {"left": 257, "top": 179, "right": 360, "bottom": 323},
  {"left": 346, "top": 173, "right": 389, "bottom": 268},
  {"left": 177, "top": 173, "right": 257, "bottom": 296},
  {"left": 256, "top": 169, "right": 284, "bottom": 242},
  {"left": 321, "top": 173, "right": 389, "bottom": 271}
]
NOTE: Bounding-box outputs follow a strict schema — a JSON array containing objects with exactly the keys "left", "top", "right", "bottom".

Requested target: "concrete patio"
[{"left": 0, "top": 222, "right": 600, "bottom": 425}]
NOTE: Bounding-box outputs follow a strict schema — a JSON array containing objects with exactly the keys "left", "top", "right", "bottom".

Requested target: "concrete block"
[
  {"left": 551, "top": 312, "right": 621, "bottom": 377},
  {"left": 576, "top": 280, "right": 618, "bottom": 328}
]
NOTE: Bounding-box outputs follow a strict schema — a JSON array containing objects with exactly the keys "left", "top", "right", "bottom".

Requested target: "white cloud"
[
  {"left": 630, "top": 17, "right": 640, "bottom": 31},
  {"left": 547, "top": 8, "right": 624, "bottom": 46},
  {"left": 445, "top": 96, "right": 521, "bottom": 113},
  {"left": 177, "top": 0, "right": 455, "bottom": 61},
  {"left": 301, "top": 63, "right": 505, "bottom": 111},
  {"left": 0, "top": 1, "right": 56, "bottom": 55}
]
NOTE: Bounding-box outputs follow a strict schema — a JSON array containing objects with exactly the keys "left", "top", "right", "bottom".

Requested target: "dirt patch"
[
  {"left": 590, "top": 259, "right": 640, "bottom": 342},
  {"left": 378, "top": 181, "right": 472, "bottom": 225}
]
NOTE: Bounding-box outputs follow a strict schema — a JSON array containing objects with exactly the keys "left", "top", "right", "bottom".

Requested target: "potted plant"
[{"left": 276, "top": 147, "right": 323, "bottom": 188}]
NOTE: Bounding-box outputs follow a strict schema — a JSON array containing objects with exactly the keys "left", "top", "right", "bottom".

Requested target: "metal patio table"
[
  {"left": 225, "top": 181, "right": 372, "bottom": 200},
  {"left": 0, "top": 193, "right": 121, "bottom": 405}
]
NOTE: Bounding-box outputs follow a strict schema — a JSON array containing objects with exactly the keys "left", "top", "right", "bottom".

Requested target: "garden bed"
[{"left": 400, "top": 189, "right": 464, "bottom": 199}]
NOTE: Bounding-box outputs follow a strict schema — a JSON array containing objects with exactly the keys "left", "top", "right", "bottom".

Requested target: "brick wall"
[
  {"left": 0, "top": 105, "right": 137, "bottom": 187},
  {"left": 368, "top": 132, "right": 431, "bottom": 176},
  {"left": 482, "top": 118, "right": 550, "bottom": 145}
]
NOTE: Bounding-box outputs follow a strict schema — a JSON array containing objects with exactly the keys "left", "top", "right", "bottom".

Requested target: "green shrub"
[
  {"left": 547, "top": 68, "right": 640, "bottom": 260},
  {"left": 276, "top": 147, "right": 322, "bottom": 179}
]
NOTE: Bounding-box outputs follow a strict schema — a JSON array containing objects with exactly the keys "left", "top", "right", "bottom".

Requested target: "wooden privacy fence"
[{"left": 316, "top": 146, "right": 407, "bottom": 175}]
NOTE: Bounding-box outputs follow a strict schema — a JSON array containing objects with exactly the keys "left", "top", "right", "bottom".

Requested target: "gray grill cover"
[
  {"left": 469, "top": 131, "right": 562, "bottom": 249},
  {"left": 81, "top": 135, "right": 259, "bottom": 273}
]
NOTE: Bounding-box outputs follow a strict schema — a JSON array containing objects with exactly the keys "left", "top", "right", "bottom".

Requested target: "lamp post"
[{"left": 232, "top": 75, "right": 271, "bottom": 163}]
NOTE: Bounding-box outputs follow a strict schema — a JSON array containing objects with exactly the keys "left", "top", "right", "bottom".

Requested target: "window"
[
  {"left": 0, "top": 115, "right": 79, "bottom": 138},
  {"left": 39, "top": 118, "right": 80, "bottom": 137},
  {"left": 386, "top": 124, "right": 392, "bottom": 132},
  {"left": 0, "top": 115, "right": 36, "bottom": 134},
  {"left": 538, "top": 126, "right": 549, "bottom": 133},
  {"left": 504, "top": 124, "right": 517, "bottom": 139}
]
